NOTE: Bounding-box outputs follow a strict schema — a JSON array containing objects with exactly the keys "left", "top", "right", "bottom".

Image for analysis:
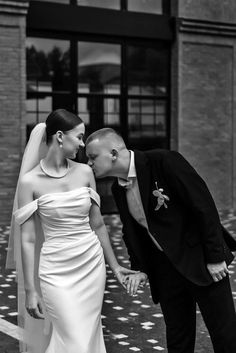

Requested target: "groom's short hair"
[{"left": 86, "top": 128, "right": 125, "bottom": 146}]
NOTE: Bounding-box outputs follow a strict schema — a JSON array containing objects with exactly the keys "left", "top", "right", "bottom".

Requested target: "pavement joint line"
[{"left": 0, "top": 317, "right": 22, "bottom": 340}]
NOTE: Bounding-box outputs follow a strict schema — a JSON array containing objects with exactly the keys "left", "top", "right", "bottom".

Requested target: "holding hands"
[
  {"left": 113, "top": 265, "right": 139, "bottom": 289},
  {"left": 124, "top": 272, "right": 148, "bottom": 296},
  {"left": 114, "top": 266, "right": 148, "bottom": 296}
]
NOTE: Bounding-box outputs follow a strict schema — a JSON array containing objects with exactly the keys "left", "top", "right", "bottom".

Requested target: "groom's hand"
[
  {"left": 125, "top": 272, "right": 147, "bottom": 296},
  {"left": 113, "top": 266, "right": 139, "bottom": 289},
  {"left": 207, "top": 261, "right": 229, "bottom": 282}
]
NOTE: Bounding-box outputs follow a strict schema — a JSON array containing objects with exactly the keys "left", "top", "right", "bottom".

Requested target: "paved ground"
[{"left": 0, "top": 210, "right": 236, "bottom": 353}]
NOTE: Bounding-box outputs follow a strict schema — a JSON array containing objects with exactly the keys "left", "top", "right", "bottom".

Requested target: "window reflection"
[
  {"left": 78, "top": 97, "right": 90, "bottom": 125},
  {"left": 31, "top": 0, "right": 69, "bottom": 3},
  {"left": 128, "top": 0, "right": 162, "bottom": 14},
  {"left": 77, "top": 0, "right": 120, "bottom": 10},
  {"left": 78, "top": 42, "right": 121, "bottom": 94},
  {"left": 104, "top": 98, "right": 119, "bottom": 125},
  {"left": 27, "top": 38, "right": 70, "bottom": 93},
  {"left": 26, "top": 97, "right": 52, "bottom": 124},
  {"left": 128, "top": 99, "right": 166, "bottom": 138},
  {"left": 77, "top": 97, "right": 120, "bottom": 127},
  {"left": 127, "top": 45, "right": 168, "bottom": 96}
]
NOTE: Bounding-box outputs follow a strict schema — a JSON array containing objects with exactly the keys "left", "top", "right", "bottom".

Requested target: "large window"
[
  {"left": 27, "top": 0, "right": 171, "bottom": 150},
  {"left": 26, "top": 37, "right": 169, "bottom": 149}
]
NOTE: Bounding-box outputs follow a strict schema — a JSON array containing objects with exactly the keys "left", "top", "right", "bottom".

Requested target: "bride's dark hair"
[{"left": 46, "top": 109, "right": 83, "bottom": 145}]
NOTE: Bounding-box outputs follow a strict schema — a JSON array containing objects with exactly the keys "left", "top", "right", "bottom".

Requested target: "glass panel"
[
  {"left": 78, "top": 96, "right": 104, "bottom": 126},
  {"left": 104, "top": 98, "right": 119, "bottom": 125},
  {"left": 30, "top": 0, "right": 69, "bottom": 3},
  {"left": 77, "top": 0, "right": 120, "bottom": 10},
  {"left": 128, "top": 99, "right": 166, "bottom": 138},
  {"left": 26, "top": 38, "right": 70, "bottom": 93},
  {"left": 78, "top": 42, "right": 121, "bottom": 94},
  {"left": 78, "top": 97, "right": 90, "bottom": 125},
  {"left": 127, "top": 45, "right": 168, "bottom": 96},
  {"left": 128, "top": 0, "right": 162, "bottom": 14},
  {"left": 26, "top": 97, "right": 52, "bottom": 125},
  {"left": 78, "top": 97, "right": 120, "bottom": 126},
  {"left": 26, "top": 93, "right": 72, "bottom": 132}
]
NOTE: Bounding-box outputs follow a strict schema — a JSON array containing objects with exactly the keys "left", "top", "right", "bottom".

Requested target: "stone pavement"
[{"left": 0, "top": 211, "right": 236, "bottom": 353}]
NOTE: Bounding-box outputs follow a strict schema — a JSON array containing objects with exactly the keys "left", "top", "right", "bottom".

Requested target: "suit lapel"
[{"left": 134, "top": 150, "right": 151, "bottom": 217}]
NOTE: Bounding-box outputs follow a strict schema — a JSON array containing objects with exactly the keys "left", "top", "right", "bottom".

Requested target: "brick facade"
[
  {"left": 171, "top": 0, "right": 236, "bottom": 210},
  {"left": 0, "top": 1, "right": 28, "bottom": 224}
]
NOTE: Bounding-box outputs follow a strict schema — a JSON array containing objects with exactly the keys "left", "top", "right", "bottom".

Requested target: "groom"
[{"left": 85, "top": 128, "right": 236, "bottom": 353}]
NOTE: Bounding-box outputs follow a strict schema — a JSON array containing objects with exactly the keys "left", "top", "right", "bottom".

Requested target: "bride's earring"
[{"left": 57, "top": 131, "right": 63, "bottom": 148}]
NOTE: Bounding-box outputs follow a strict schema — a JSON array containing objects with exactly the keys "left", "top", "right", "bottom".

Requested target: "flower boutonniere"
[{"left": 152, "top": 182, "right": 170, "bottom": 211}]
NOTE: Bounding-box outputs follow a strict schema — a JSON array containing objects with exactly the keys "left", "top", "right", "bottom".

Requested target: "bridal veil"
[{"left": 6, "top": 123, "right": 50, "bottom": 352}]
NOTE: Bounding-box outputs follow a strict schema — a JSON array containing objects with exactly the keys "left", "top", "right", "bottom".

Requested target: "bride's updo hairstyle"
[{"left": 46, "top": 109, "right": 83, "bottom": 145}]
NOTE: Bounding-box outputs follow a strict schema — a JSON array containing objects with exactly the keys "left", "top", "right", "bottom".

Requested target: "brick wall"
[
  {"left": 0, "top": 1, "right": 28, "bottom": 224},
  {"left": 179, "top": 0, "right": 236, "bottom": 23},
  {"left": 171, "top": 0, "right": 236, "bottom": 210}
]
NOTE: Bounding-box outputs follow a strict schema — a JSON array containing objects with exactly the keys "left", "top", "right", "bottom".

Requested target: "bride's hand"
[
  {"left": 25, "top": 290, "right": 44, "bottom": 320},
  {"left": 113, "top": 265, "right": 140, "bottom": 289},
  {"left": 125, "top": 272, "right": 148, "bottom": 296}
]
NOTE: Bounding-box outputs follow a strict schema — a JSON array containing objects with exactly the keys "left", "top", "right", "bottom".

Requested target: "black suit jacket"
[{"left": 112, "top": 149, "right": 235, "bottom": 303}]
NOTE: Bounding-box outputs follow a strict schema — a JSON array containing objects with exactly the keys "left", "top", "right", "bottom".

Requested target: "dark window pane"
[
  {"left": 30, "top": 0, "right": 69, "bottom": 3},
  {"left": 128, "top": 99, "right": 166, "bottom": 138},
  {"left": 127, "top": 45, "right": 168, "bottom": 96},
  {"left": 128, "top": 0, "right": 162, "bottom": 14},
  {"left": 26, "top": 38, "right": 70, "bottom": 93},
  {"left": 77, "top": 0, "right": 120, "bottom": 10},
  {"left": 78, "top": 42, "right": 121, "bottom": 94},
  {"left": 78, "top": 96, "right": 103, "bottom": 128}
]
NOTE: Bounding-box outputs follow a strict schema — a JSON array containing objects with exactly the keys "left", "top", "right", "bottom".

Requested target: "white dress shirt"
[{"left": 118, "top": 151, "right": 163, "bottom": 251}]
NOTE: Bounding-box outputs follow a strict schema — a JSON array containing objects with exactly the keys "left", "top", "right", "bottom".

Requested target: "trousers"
[{"left": 150, "top": 249, "right": 236, "bottom": 353}]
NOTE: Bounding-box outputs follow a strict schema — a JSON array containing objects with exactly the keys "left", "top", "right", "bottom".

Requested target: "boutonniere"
[{"left": 152, "top": 182, "right": 170, "bottom": 211}]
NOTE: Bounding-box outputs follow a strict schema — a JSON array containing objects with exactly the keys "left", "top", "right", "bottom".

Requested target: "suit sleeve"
[{"left": 162, "top": 151, "right": 225, "bottom": 264}]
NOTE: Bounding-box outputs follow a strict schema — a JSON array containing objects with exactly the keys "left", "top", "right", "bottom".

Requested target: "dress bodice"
[{"left": 14, "top": 187, "right": 100, "bottom": 243}]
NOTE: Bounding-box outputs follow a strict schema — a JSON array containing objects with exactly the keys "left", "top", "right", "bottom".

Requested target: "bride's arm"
[
  {"left": 89, "top": 202, "right": 137, "bottom": 287},
  {"left": 18, "top": 177, "right": 44, "bottom": 319},
  {"left": 87, "top": 167, "right": 137, "bottom": 289}
]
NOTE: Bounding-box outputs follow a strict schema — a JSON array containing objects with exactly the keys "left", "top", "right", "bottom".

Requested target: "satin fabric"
[{"left": 15, "top": 187, "right": 106, "bottom": 353}]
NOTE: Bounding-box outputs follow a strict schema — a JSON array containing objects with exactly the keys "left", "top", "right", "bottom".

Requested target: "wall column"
[{"left": 0, "top": 0, "right": 29, "bottom": 224}]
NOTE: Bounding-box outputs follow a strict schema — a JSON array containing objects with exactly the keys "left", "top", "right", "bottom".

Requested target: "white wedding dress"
[{"left": 15, "top": 186, "right": 106, "bottom": 353}]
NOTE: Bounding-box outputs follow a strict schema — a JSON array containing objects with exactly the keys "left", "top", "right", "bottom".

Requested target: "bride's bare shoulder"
[
  {"left": 19, "top": 164, "right": 41, "bottom": 190},
  {"left": 70, "top": 161, "right": 92, "bottom": 175}
]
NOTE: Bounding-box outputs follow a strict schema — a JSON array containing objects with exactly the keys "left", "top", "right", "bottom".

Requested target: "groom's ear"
[{"left": 111, "top": 149, "right": 118, "bottom": 161}]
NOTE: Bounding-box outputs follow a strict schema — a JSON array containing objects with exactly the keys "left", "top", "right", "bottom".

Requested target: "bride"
[{"left": 7, "top": 109, "right": 136, "bottom": 353}]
